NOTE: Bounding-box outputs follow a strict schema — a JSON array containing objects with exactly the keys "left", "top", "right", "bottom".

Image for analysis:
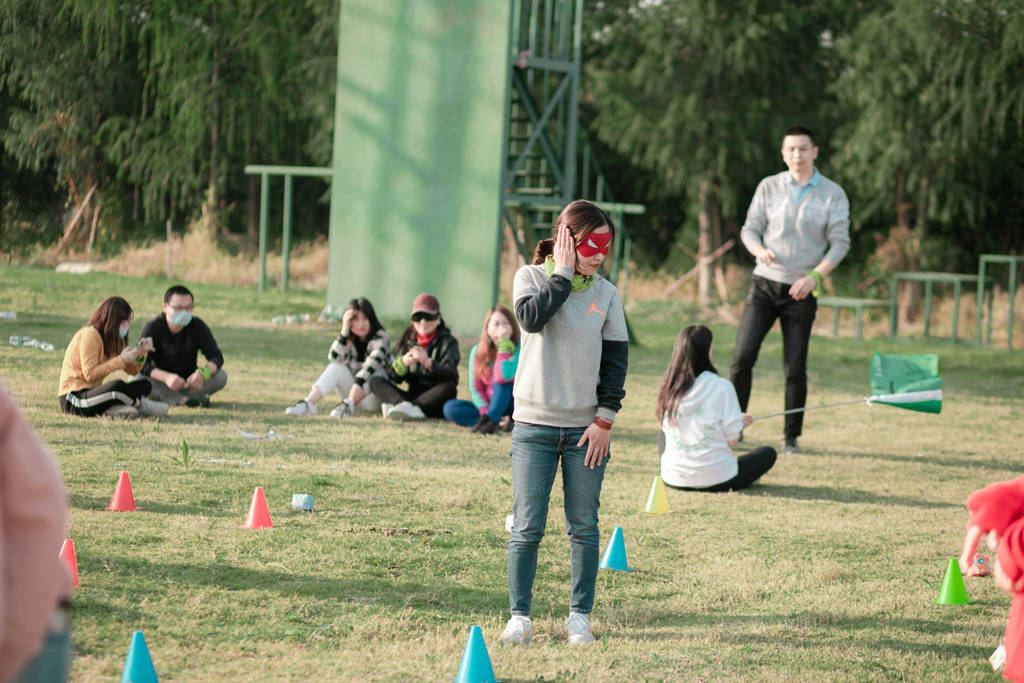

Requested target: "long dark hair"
[
  {"left": 531, "top": 199, "right": 615, "bottom": 267},
  {"left": 88, "top": 296, "right": 133, "bottom": 358},
  {"left": 339, "top": 297, "right": 384, "bottom": 354},
  {"left": 474, "top": 305, "right": 519, "bottom": 382},
  {"left": 655, "top": 325, "right": 717, "bottom": 422}
]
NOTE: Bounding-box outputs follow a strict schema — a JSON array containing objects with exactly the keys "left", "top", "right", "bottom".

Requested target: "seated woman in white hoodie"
[{"left": 656, "top": 325, "right": 776, "bottom": 491}]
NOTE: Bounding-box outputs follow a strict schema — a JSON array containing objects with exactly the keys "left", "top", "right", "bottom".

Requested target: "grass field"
[{"left": 2, "top": 264, "right": 1023, "bottom": 681}]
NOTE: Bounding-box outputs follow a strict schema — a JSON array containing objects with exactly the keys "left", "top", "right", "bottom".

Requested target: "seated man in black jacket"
[{"left": 140, "top": 285, "right": 227, "bottom": 407}]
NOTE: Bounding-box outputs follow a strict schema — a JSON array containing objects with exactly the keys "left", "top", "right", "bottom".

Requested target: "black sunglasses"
[{"left": 411, "top": 312, "right": 439, "bottom": 322}]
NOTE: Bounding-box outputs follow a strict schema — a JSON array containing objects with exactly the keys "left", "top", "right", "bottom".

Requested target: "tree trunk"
[
  {"left": 697, "top": 178, "right": 714, "bottom": 306},
  {"left": 894, "top": 170, "right": 921, "bottom": 324},
  {"left": 247, "top": 136, "right": 258, "bottom": 245},
  {"left": 206, "top": 4, "right": 221, "bottom": 235}
]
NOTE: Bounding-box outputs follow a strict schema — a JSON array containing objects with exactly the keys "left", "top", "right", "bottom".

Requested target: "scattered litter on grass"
[
  {"left": 271, "top": 313, "right": 310, "bottom": 324},
  {"left": 148, "top": 452, "right": 253, "bottom": 467},
  {"left": 318, "top": 305, "right": 343, "bottom": 323},
  {"left": 237, "top": 427, "right": 293, "bottom": 440},
  {"left": 0, "top": 311, "right": 16, "bottom": 320},
  {"left": 9, "top": 335, "right": 55, "bottom": 351},
  {"left": 198, "top": 458, "right": 253, "bottom": 467},
  {"left": 338, "top": 527, "right": 452, "bottom": 537}
]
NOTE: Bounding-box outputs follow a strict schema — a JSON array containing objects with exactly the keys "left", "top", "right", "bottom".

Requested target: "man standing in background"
[{"left": 730, "top": 126, "right": 850, "bottom": 454}]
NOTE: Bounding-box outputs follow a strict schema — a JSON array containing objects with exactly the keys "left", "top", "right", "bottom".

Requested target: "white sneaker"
[
  {"left": 566, "top": 612, "right": 594, "bottom": 644},
  {"left": 104, "top": 403, "right": 139, "bottom": 419},
  {"left": 499, "top": 615, "right": 532, "bottom": 644},
  {"left": 284, "top": 400, "right": 317, "bottom": 416},
  {"left": 387, "top": 401, "right": 426, "bottom": 421},
  {"left": 138, "top": 397, "right": 169, "bottom": 417},
  {"left": 330, "top": 399, "right": 355, "bottom": 419},
  {"left": 381, "top": 402, "right": 394, "bottom": 418}
]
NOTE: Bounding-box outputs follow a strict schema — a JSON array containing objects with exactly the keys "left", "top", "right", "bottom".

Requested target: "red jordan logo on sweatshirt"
[{"left": 584, "top": 297, "right": 606, "bottom": 317}]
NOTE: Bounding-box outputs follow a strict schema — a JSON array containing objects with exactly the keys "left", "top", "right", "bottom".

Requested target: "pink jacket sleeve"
[
  {"left": 0, "top": 391, "right": 70, "bottom": 681},
  {"left": 966, "top": 477, "right": 1024, "bottom": 536}
]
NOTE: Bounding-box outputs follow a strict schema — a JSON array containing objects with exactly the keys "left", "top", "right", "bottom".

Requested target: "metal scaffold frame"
[{"left": 495, "top": 0, "right": 645, "bottom": 315}]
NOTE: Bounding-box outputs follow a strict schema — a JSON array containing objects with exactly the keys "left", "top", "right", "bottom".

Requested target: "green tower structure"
[
  {"left": 250, "top": 0, "right": 642, "bottom": 335},
  {"left": 326, "top": 1, "right": 509, "bottom": 333}
]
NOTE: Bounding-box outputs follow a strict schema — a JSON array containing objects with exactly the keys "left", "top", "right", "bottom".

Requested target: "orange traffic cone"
[
  {"left": 243, "top": 486, "right": 273, "bottom": 529},
  {"left": 106, "top": 471, "right": 137, "bottom": 511},
  {"left": 59, "top": 539, "right": 79, "bottom": 587}
]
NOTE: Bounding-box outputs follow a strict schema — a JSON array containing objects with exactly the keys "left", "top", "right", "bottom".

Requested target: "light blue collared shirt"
[{"left": 789, "top": 167, "right": 820, "bottom": 204}]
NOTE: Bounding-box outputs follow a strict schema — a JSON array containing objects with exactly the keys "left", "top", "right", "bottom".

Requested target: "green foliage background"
[{"left": 1, "top": 0, "right": 1023, "bottom": 283}]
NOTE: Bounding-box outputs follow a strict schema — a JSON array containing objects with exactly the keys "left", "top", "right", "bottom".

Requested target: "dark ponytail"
[{"left": 531, "top": 239, "right": 555, "bottom": 265}]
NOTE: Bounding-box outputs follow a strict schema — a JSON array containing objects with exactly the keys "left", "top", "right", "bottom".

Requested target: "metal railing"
[{"left": 243, "top": 164, "right": 332, "bottom": 291}]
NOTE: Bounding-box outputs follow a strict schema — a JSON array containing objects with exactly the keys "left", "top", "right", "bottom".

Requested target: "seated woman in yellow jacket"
[{"left": 57, "top": 297, "right": 166, "bottom": 418}]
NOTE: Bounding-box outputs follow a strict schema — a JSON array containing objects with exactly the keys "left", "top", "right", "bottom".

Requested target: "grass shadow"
[
  {"left": 95, "top": 555, "right": 508, "bottom": 616},
  {"left": 822, "top": 446, "right": 1022, "bottom": 472},
  {"left": 68, "top": 493, "right": 231, "bottom": 517},
  {"left": 741, "top": 484, "right": 959, "bottom": 509}
]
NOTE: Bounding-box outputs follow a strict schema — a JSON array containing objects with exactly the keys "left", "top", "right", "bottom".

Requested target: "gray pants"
[{"left": 144, "top": 369, "right": 228, "bottom": 405}]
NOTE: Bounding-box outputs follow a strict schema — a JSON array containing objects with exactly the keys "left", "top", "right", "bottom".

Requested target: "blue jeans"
[
  {"left": 443, "top": 382, "right": 514, "bottom": 426},
  {"left": 12, "top": 627, "right": 70, "bottom": 683},
  {"left": 507, "top": 423, "right": 608, "bottom": 616}
]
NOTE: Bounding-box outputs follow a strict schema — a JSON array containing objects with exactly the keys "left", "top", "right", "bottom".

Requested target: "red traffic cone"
[
  {"left": 243, "top": 486, "right": 273, "bottom": 529},
  {"left": 59, "top": 538, "right": 79, "bottom": 587},
  {"left": 106, "top": 472, "right": 137, "bottom": 511}
]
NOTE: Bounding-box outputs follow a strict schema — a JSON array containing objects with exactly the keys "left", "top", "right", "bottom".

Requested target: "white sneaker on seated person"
[
  {"left": 284, "top": 400, "right": 316, "bottom": 416},
  {"left": 386, "top": 401, "right": 425, "bottom": 421}
]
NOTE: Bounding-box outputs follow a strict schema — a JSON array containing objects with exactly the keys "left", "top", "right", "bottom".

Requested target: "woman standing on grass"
[
  {"left": 369, "top": 293, "right": 459, "bottom": 420},
  {"left": 656, "top": 325, "right": 776, "bottom": 492},
  {"left": 442, "top": 305, "right": 520, "bottom": 434},
  {"left": 501, "top": 199, "right": 628, "bottom": 645},
  {"left": 57, "top": 296, "right": 166, "bottom": 418},
  {"left": 284, "top": 297, "right": 391, "bottom": 419}
]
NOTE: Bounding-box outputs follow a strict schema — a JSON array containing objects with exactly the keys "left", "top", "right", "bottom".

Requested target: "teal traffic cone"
[
  {"left": 453, "top": 625, "right": 496, "bottom": 683},
  {"left": 599, "top": 526, "right": 633, "bottom": 571},
  {"left": 121, "top": 631, "right": 158, "bottom": 683}
]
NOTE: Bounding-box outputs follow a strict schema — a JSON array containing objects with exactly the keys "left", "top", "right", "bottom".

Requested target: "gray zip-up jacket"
[
  {"left": 512, "top": 262, "right": 628, "bottom": 427},
  {"left": 740, "top": 170, "right": 850, "bottom": 284}
]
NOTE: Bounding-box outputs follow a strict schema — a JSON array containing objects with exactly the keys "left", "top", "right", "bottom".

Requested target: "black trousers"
[
  {"left": 59, "top": 378, "right": 152, "bottom": 417},
  {"left": 664, "top": 445, "right": 778, "bottom": 492},
  {"left": 729, "top": 276, "right": 817, "bottom": 440},
  {"left": 368, "top": 378, "right": 457, "bottom": 418}
]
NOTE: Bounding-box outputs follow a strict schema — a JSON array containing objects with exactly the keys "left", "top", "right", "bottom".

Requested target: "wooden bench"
[{"left": 817, "top": 296, "right": 890, "bottom": 339}]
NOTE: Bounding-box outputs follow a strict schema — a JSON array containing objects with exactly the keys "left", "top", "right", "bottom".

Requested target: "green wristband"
[
  {"left": 804, "top": 270, "right": 823, "bottom": 297},
  {"left": 197, "top": 366, "right": 213, "bottom": 381}
]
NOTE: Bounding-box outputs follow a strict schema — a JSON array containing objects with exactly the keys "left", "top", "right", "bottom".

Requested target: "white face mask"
[
  {"left": 169, "top": 310, "right": 193, "bottom": 327},
  {"left": 119, "top": 324, "right": 130, "bottom": 339}
]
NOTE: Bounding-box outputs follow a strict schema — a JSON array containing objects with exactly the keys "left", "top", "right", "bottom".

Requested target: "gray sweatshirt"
[
  {"left": 512, "top": 262, "right": 629, "bottom": 427},
  {"left": 740, "top": 170, "right": 850, "bottom": 284}
]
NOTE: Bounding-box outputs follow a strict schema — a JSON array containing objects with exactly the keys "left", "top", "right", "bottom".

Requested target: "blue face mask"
[
  {"left": 119, "top": 324, "right": 130, "bottom": 339},
  {"left": 169, "top": 310, "right": 193, "bottom": 327}
]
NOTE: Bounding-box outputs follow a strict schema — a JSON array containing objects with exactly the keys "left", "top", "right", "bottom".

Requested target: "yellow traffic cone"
[{"left": 644, "top": 475, "right": 670, "bottom": 514}]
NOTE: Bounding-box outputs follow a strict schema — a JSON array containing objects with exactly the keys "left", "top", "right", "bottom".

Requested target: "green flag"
[{"left": 868, "top": 353, "right": 942, "bottom": 414}]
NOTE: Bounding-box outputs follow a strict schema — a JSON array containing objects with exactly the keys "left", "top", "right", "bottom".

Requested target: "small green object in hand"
[{"left": 197, "top": 366, "right": 212, "bottom": 381}]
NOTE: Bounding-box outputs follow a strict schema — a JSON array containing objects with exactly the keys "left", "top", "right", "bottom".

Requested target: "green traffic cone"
[{"left": 935, "top": 558, "right": 971, "bottom": 605}]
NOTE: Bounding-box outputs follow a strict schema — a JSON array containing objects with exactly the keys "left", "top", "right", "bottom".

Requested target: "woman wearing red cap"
[{"left": 369, "top": 293, "right": 460, "bottom": 420}]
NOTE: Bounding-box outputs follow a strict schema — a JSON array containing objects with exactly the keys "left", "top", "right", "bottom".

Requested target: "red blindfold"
[{"left": 576, "top": 231, "right": 612, "bottom": 257}]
